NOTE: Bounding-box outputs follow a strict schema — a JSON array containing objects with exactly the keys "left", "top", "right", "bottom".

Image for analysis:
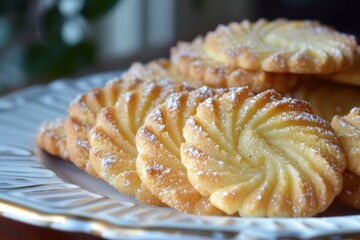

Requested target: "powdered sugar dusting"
[
  {"left": 100, "top": 151, "right": 118, "bottom": 169},
  {"left": 123, "top": 91, "right": 133, "bottom": 103},
  {"left": 142, "top": 128, "right": 157, "bottom": 142},
  {"left": 76, "top": 139, "right": 90, "bottom": 150},
  {"left": 148, "top": 108, "right": 166, "bottom": 131},
  {"left": 38, "top": 119, "right": 64, "bottom": 135},
  {"left": 203, "top": 97, "right": 214, "bottom": 108},
  {"left": 165, "top": 93, "right": 182, "bottom": 112},
  {"left": 184, "top": 145, "right": 205, "bottom": 158},
  {"left": 149, "top": 108, "right": 162, "bottom": 121}
]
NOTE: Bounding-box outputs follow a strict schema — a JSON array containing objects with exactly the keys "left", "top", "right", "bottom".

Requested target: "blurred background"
[{"left": 0, "top": 0, "right": 359, "bottom": 95}]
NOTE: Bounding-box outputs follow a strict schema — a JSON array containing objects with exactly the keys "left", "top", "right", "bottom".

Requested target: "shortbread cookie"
[
  {"left": 41, "top": 60, "right": 188, "bottom": 167},
  {"left": 181, "top": 88, "right": 345, "bottom": 217},
  {"left": 136, "top": 87, "right": 226, "bottom": 215},
  {"left": 65, "top": 78, "right": 143, "bottom": 176},
  {"left": 123, "top": 59, "right": 201, "bottom": 87},
  {"left": 288, "top": 81, "right": 360, "bottom": 121},
  {"left": 320, "top": 47, "right": 360, "bottom": 86},
  {"left": 331, "top": 107, "right": 360, "bottom": 175},
  {"left": 171, "top": 37, "right": 298, "bottom": 93},
  {"left": 204, "top": 19, "right": 357, "bottom": 73},
  {"left": 36, "top": 119, "right": 68, "bottom": 160},
  {"left": 89, "top": 81, "right": 192, "bottom": 206},
  {"left": 337, "top": 171, "right": 360, "bottom": 209}
]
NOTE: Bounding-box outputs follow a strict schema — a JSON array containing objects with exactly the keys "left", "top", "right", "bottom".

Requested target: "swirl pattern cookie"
[
  {"left": 171, "top": 37, "right": 298, "bottom": 93},
  {"left": 181, "top": 88, "right": 345, "bottom": 217},
  {"left": 89, "top": 81, "right": 192, "bottom": 206},
  {"left": 204, "top": 19, "right": 357, "bottom": 73},
  {"left": 288, "top": 81, "right": 360, "bottom": 121},
  {"left": 337, "top": 171, "right": 360, "bottom": 209},
  {"left": 136, "top": 87, "right": 226, "bottom": 215},
  {"left": 65, "top": 78, "right": 143, "bottom": 176},
  {"left": 40, "top": 60, "right": 187, "bottom": 166},
  {"left": 36, "top": 119, "right": 68, "bottom": 160},
  {"left": 331, "top": 107, "right": 360, "bottom": 175},
  {"left": 123, "top": 59, "right": 201, "bottom": 87},
  {"left": 320, "top": 47, "right": 360, "bottom": 86}
]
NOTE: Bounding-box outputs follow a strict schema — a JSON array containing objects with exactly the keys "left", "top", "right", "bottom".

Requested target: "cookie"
[
  {"left": 287, "top": 81, "right": 360, "bottom": 121},
  {"left": 171, "top": 37, "right": 298, "bottom": 93},
  {"left": 331, "top": 107, "right": 360, "bottom": 175},
  {"left": 65, "top": 78, "right": 143, "bottom": 176},
  {"left": 123, "top": 59, "right": 201, "bottom": 87},
  {"left": 89, "top": 81, "right": 192, "bottom": 206},
  {"left": 337, "top": 171, "right": 360, "bottom": 209},
  {"left": 320, "top": 47, "right": 360, "bottom": 86},
  {"left": 36, "top": 119, "right": 68, "bottom": 160},
  {"left": 181, "top": 88, "right": 345, "bottom": 217},
  {"left": 204, "top": 19, "right": 356, "bottom": 73},
  {"left": 136, "top": 87, "right": 226, "bottom": 215}
]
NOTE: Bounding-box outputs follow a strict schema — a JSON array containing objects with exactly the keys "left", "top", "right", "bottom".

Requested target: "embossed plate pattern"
[{"left": 1, "top": 72, "right": 360, "bottom": 239}]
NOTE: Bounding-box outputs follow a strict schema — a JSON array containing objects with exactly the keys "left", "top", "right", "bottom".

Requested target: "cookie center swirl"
[
  {"left": 203, "top": 19, "right": 356, "bottom": 73},
  {"left": 181, "top": 88, "right": 345, "bottom": 217}
]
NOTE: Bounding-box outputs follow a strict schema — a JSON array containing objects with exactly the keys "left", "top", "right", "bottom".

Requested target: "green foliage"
[
  {"left": 42, "top": 7, "right": 64, "bottom": 42},
  {"left": 25, "top": 40, "right": 95, "bottom": 80},
  {"left": 0, "top": 0, "right": 121, "bottom": 93},
  {"left": 81, "top": 0, "right": 120, "bottom": 21}
]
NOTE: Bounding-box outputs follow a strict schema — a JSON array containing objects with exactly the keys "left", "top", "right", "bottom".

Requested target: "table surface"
[
  {"left": 0, "top": 216, "right": 103, "bottom": 240},
  {"left": 3, "top": 214, "right": 360, "bottom": 240}
]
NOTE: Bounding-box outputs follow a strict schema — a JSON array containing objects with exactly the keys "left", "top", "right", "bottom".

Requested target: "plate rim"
[{"left": 0, "top": 71, "right": 360, "bottom": 239}]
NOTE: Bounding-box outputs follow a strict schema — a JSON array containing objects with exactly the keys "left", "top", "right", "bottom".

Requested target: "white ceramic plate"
[{"left": 1, "top": 72, "right": 360, "bottom": 239}]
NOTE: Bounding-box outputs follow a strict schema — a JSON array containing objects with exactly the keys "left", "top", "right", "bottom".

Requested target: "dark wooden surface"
[{"left": 0, "top": 216, "right": 103, "bottom": 240}]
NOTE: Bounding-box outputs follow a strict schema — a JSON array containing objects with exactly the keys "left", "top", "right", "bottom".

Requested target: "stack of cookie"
[
  {"left": 332, "top": 108, "right": 360, "bottom": 209},
  {"left": 36, "top": 19, "right": 360, "bottom": 217}
]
